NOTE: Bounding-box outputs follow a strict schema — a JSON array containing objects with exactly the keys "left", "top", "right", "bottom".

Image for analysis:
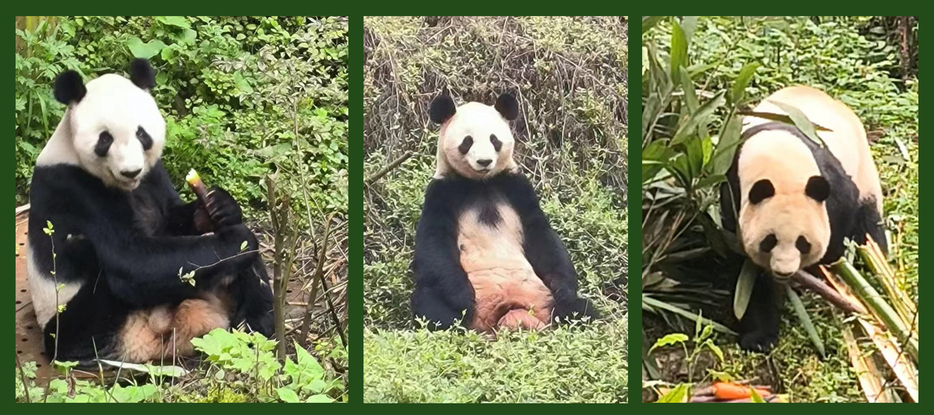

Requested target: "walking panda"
[
  {"left": 26, "top": 59, "right": 273, "bottom": 364},
  {"left": 411, "top": 92, "right": 598, "bottom": 333},
  {"left": 721, "top": 86, "right": 887, "bottom": 351}
]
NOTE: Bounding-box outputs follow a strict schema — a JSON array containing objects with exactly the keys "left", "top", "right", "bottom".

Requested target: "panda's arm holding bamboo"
[
  {"left": 411, "top": 180, "right": 477, "bottom": 328},
  {"left": 504, "top": 174, "right": 599, "bottom": 321},
  {"left": 45, "top": 173, "right": 260, "bottom": 308}
]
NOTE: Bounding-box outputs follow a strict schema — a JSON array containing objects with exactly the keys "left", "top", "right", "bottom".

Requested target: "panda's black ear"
[
  {"left": 429, "top": 94, "right": 456, "bottom": 124},
  {"left": 748, "top": 179, "right": 775, "bottom": 204},
  {"left": 129, "top": 58, "right": 156, "bottom": 90},
  {"left": 53, "top": 70, "right": 86, "bottom": 105},
  {"left": 494, "top": 93, "right": 519, "bottom": 120},
  {"left": 805, "top": 176, "right": 830, "bottom": 202}
]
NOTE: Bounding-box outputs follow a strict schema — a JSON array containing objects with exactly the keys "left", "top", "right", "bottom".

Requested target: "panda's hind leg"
[{"left": 163, "top": 297, "right": 229, "bottom": 356}]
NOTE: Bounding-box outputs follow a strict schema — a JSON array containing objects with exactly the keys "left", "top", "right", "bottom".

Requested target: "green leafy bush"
[
  {"left": 15, "top": 16, "right": 348, "bottom": 220},
  {"left": 15, "top": 329, "right": 344, "bottom": 403}
]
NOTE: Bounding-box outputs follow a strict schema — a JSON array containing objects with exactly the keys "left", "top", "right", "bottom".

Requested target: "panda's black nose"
[
  {"left": 477, "top": 159, "right": 492, "bottom": 167},
  {"left": 120, "top": 169, "right": 142, "bottom": 179}
]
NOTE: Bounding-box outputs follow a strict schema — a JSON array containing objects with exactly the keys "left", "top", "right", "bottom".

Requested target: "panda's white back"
[{"left": 745, "top": 86, "right": 883, "bottom": 211}]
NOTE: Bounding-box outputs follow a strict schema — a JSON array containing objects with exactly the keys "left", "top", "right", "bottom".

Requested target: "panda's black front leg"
[
  {"left": 521, "top": 214, "right": 599, "bottom": 322},
  {"left": 738, "top": 270, "right": 781, "bottom": 353},
  {"left": 410, "top": 181, "right": 476, "bottom": 330}
]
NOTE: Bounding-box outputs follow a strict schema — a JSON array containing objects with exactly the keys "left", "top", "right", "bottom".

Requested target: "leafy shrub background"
[
  {"left": 15, "top": 16, "right": 348, "bottom": 216},
  {"left": 363, "top": 16, "right": 628, "bottom": 402},
  {"left": 641, "top": 16, "right": 918, "bottom": 402},
  {"left": 14, "top": 16, "right": 349, "bottom": 402}
]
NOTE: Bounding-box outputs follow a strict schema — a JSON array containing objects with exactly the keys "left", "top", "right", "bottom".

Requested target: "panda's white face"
[
  {"left": 439, "top": 102, "right": 516, "bottom": 180},
  {"left": 69, "top": 74, "right": 165, "bottom": 191},
  {"left": 741, "top": 184, "right": 829, "bottom": 279},
  {"left": 736, "top": 129, "right": 832, "bottom": 280}
]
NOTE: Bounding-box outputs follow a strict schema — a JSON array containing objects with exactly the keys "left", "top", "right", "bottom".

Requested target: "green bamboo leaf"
[
  {"left": 678, "top": 68, "right": 699, "bottom": 113},
  {"left": 707, "top": 114, "right": 743, "bottom": 176},
  {"left": 730, "top": 63, "right": 759, "bottom": 104},
  {"left": 671, "top": 90, "right": 726, "bottom": 146},
  {"left": 739, "top": 110, "right": 832, "bottom": 131},
  {"left": 766, "top": 100, "right": 826, "bottom": 146},
  {"left": 733, "top": 259, "right": 758, "bottom": 320},
  {"left": 786, "top": 285, "right": 826, "bottom": 357},
  {"left": 669, "top": 19, "right": 688, "bottom": 82}
]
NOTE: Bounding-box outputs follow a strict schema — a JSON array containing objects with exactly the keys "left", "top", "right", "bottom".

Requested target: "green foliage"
[
  {"left": 14, "top": 329, "right": 344, "bottom": 403},
  {"left": 363, "top": 318, "right": 628, "bottom": 403},
  {"left": 15, "top": 17, "right": 349, "bottom": 220},
  {"left": 642, "top": 16, "right": 919, "bottom": 403}
]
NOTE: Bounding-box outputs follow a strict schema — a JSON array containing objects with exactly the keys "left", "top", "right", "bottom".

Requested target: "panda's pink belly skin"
[{"left": 467, "top": 268, "right": 553, "bottom": 332}]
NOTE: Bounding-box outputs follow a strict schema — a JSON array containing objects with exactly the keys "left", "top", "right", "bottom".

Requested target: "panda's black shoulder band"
[
  {"left": 741, "top": 121, "right": 811, "bottom": 146},
  {"left": 129, "top": 58, "right": 156, "bottom": 90},
  {"left": 53, "top": 70, "right": 86, "bottom": 105}
]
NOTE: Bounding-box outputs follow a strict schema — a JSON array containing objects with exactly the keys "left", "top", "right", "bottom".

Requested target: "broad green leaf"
[
  {"left": 786, "top": 285, "right": 826, "bottom": 357},
  {"left": 156, "top": 16, "right": 191, "bottom": 29},
  {"left": 649, "top": 333, "right": 689, "bottom": 354},
  {"left": 276, "top": 387, "right": 300, "bottom": 403},
  {"left": 233, "top": 72, "right": 254, "bottom": 95},
  {"left": 730, "top": 63, "right": 759, "bottom": 104},
  {"left": 669, "top": 19, "right": 688, "bottom": 82},
  {"left": 657, "top": 383, "right": 690, "bottom": 403},
  {"left": 766, "top": 100, "right": 826, "bottom": 146},
  {"left": 126, "top": 37, "right": 166, "bottom": 59},
  {"left": 733, "top": 259, "right": 758, "bottom": 320},
  {"left": 305, "top": 394, "right": 334, "bottom": 403}
]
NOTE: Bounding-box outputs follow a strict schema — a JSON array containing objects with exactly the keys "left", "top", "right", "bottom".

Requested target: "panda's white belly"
[{"left": 457, "top": 202, "right": 553, "bottom": 332}]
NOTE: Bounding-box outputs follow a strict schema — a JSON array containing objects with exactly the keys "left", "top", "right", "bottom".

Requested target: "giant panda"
[
  {"left": 720, "top": 85, "right": 887, "bottom": 352},
  {"left": 410, "top": 92, "right": 598, "bottom": 333},
  {"left": 26, "top": 59, "right": 274, "bottom": 364}
]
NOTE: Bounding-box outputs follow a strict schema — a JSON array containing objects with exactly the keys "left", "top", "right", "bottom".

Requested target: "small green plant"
[
  {"left": 14, "top": 329, "right": 343, "bottom": 403},
  {"left": 649, "top": 323, "right": 727, "bottom": 402}
]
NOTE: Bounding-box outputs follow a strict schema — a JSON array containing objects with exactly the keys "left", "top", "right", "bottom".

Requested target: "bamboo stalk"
[
  {"left": 832, "top": 260, "right": 918, "bottom": 363},
  {"left": 792, "top": 269, "right": 867, "bottom": 315}
]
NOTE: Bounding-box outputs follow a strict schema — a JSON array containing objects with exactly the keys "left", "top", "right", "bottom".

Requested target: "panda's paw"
[
  {"left": 739, "top": 330, "right": 778, "bottom": 353},
  {"left": 206, "top": 187, "right": 243, "bottom": 227}
]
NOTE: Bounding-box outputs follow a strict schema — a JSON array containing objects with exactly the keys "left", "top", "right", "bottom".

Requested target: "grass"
[
  {"left": 364, "top": 319, "right": 628, "bottom": 403},
  {"left": 642, "top": 16, "right": 918, "bottom": 403},
  {"left": 363, "top": 17, "right": 628, "bottom": 402}
]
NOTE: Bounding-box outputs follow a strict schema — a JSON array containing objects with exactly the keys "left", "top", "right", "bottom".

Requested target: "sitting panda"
[
  {"left": 410, "top": 92, "right": 598, "bottom": 333},
  {"left": 26, "top": 59, "right": 273, "bottom": 364},
  {"left": 720, "top": 85, "right": 887, "bottom": 352}
]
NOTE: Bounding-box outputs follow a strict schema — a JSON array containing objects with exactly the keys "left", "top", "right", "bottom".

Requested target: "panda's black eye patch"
[
  {"left": 748, "top": 179, "right": 775, "bottom": 204},
  {"left": 490, "top": 134, "right": 502, "bottom": 152},
  {"left": 796, "top": 236, "right": 811, "bottom": 254},
  {"left": 95, "top": 132, "right": 114, "bottom": 157},
  {"left": 136, "top": 126, "right": 153, "bottom": 150},
  {"left": 759, "top": 233, "right": 777, "bottom": 253},
  {"left": 458, "top": 135, "right": 473, "bottom": 155}
]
